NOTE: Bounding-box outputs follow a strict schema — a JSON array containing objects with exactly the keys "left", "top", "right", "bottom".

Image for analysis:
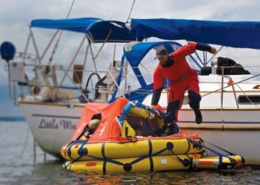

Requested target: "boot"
[
  {"left": 163, "top": 122, "right": 180, "bottom": 135},
  {"left": 194, "top": 109, "right": 202, "bottom": 124}
]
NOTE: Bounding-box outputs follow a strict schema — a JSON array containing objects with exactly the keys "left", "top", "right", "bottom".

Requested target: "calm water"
[{"left": 1, "top": 121, "right": 260, "bottom": 185}]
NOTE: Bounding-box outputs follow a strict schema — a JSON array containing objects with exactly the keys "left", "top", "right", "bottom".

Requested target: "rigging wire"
[
  {"left": 126, "top": 0, "right": 136, "bottom": 23},
  {"left": 66, "top": 0, "right": 76, "bottom": 18},
  {"left": 46, "top": 0, "right": 76, "bottom": 71}
]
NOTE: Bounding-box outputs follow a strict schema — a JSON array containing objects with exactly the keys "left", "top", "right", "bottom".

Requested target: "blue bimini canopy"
[
  {"left": 130, "top": 18, "right": 260, "bottom": 49},
  {"left": 30, "top": 17, "right": 137, "bottom": 43}
]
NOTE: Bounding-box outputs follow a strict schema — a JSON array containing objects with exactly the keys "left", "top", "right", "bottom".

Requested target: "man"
[{"left": 150, "top": 42, "right": 217, "bottom": 135}]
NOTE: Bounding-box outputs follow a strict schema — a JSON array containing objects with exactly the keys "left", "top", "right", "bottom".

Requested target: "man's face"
[{"left": 157, "top": 55, "right": 168, "bottom": 66}]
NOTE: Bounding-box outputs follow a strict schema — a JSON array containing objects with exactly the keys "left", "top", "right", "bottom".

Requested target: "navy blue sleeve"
[
  {"left": 151, "top": 87, "right": 163, "bottom": 105},
  {"left": 196, "top": 43, "right": 211, "bottom": 52}
]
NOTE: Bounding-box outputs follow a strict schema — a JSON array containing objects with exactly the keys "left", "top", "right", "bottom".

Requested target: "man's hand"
[
  {"left": 209, "top": 46, "right": 217, "bottom": 54},
  {"left": 149, "top": 104, "right": 161, "bottom": 116}
]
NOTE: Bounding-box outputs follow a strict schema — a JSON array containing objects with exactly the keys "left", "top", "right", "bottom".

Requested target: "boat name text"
[{"left": 39, "top": 118, "right": 76, "bottom": 130}]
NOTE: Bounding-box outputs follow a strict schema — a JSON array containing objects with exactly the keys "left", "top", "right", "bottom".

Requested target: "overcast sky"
[{"left": 1, "top": 0, "right": 260, "bottom": 116}]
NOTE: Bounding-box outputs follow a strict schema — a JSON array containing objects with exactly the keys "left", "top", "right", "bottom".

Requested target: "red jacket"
[{"left": 153, "top": 42, "right": 197, "bottom": 90}]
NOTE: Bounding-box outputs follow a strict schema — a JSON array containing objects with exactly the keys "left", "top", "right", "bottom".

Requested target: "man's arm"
[
  {"left": 172, "top": 42, "right": 216, "bottom": 57},
  {"left": 151, "top": 87, "right": 163, "bottom": 106},
  {"left": 196, "top": 43, "right": 217, "bottom": 54}
]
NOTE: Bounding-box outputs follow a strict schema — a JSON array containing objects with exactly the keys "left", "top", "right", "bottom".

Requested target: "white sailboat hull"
[
  {"left": 178, "top": 108, "right": 260, "bottom": 166},
  {"left": 20, "top": 98, "right": 260, "bottom": 166},
  {"left": 19, "top": 100, "right": 84, "bottom": 157}
]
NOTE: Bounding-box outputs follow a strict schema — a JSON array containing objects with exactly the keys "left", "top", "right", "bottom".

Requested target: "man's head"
[
  {"left": 155, "top": 48, "right": 168, "bottom": 58},
  {"left": 155, "top": 48, "right": 169, "bottom": 65}
]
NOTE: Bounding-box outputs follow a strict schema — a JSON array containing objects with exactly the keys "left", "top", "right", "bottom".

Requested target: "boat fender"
[{"left": 0, "top": 41, "right": 16, "bottom": 62}]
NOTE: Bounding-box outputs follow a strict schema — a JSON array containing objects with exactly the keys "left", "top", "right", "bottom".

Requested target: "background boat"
[
  {"left": 2, "top": 18, "right": 260, "bottom": 166},
  {"left": 1, "top": 17, "right": 139, "bottom": 158}
]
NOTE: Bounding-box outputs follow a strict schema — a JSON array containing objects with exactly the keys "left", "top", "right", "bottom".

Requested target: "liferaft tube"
[
  {"left": 63, "top": 153, "right": 244, "bottom": 173},
  {"left": 61, "top": 137, "right": 204, "bottom": 161},
  {"left": 63, "top": 154, "right": 200, "bottom": 173}
]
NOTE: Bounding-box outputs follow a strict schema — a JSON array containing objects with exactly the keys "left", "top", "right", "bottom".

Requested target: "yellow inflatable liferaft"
[{"left": 61, "top": 137, "right": 204, "bottom": 161}]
